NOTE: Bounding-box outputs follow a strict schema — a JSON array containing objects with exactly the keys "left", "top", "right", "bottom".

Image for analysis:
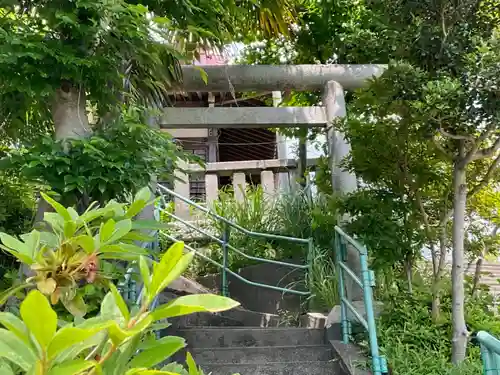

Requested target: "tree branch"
[
  {"left": 468, "top": 153, "right": 500, "bottom": 197},
  {"left": 439, "top": 128, "right": 475, "bottom": 141},
  {"left": 471, "top": 136, "right": 500, "bottom": 161},
  {"left": 462, "top": 128, "right": 494, "bottom": 166},
  {"left": 433, "top": 137, "right": 454, "bottom": 159}
]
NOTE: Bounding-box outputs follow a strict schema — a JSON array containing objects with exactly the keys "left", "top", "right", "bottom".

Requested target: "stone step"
[
  {"left": 176, "top": 327, "right": 325, "bottom": 348},
  {"left": 199, "top": 361, "right": 336, "bottom": 375},
  {"left": 191, "top": 345, "right": 332, "bottom": 364}
]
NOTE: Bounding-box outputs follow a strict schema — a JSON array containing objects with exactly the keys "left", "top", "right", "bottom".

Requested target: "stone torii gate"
[
  {"left": 166, "top": 64, "right": 386, "bottom": 197},
  {"left": 166, "top": 63, "right": 387, "bottom": 301}
]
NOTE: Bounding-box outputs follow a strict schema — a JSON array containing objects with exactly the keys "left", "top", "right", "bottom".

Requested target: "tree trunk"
[
  {"left": 33, "top": 83, "right": 90, "bottom": 226},
  {"left": 52, "top": 83, "right": 90, "bottom": 140},
  {"left": 405, "top": 253, "right": 413, "bottom": 294},
  {"left": 432, "top": 222, "right": 449, "bottom": 321},
  {"left": 451, "top": 160, "right": 468, "bottom": 364}
]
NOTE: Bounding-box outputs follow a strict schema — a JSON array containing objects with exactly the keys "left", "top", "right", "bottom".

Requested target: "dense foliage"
[
  {"left": 0, "top": 187, "right": 163, "bottom": 317},
  {"left": 2, "top": 108, "right": 198, "bottom": 210},
  {"left": 0, "top": 241, "right": 239, "bottom": 374}
]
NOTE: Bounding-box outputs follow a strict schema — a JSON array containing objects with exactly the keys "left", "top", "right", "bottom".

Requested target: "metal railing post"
[
  {"left": 221, "top": 222, "right": 230, "bottom": 297},
  {"left": 335, "top": 234, "right": 349, "bottom": 344},
  {"left": 360, "top": 247, "right": 385, "bottom": 375}
]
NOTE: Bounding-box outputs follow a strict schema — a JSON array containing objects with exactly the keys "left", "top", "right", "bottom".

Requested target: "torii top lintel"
[{"left": 177, "top": 64, "right": 387, "bottom": 92}]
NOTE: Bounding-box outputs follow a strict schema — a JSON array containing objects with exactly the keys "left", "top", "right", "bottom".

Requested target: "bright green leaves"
[
  {"left": 20, "top": 290, "right": 57, "bottom": 350},
  {"left": 128, "top": 336, "right": 186, "bottom": 368},
  {"left": 47, "top": 360, "right": 97, "bottom": 375},
  {"left": 126, "top": 187, "right": 152, "bottom": 218},
  {"left": 47, "top": 326, "right": 106, "bottom": 361},
  {"left": 0, "top": 329, "right": 37, "bottom": 371},
  {"left": 0, "top": 238, "right": 241, "bottom": 375},
  {"left": 0, "top": 231, "right": 38, "bottom": 265},
  {"left": 2, "top": 189, "right": 169, "bottom": 318},
  {"left": 151, "top": 294, "right": 240, "bottom": 321},
  {"left": 148, "top": 242, "right": 193, "bottom": 303},
  {"left": 109, "top": 283, "right": 130, "bottom": 322}
]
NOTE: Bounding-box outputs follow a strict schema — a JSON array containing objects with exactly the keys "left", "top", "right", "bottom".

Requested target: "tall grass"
[{"left": 307, "top": 247, "right": 340, "bottom": 311}]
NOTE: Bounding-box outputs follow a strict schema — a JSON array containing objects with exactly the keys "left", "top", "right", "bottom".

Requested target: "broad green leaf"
[
  {"left": 40, "top": 232, "right": 59, "bottom": 248},
  {"left": 0, "top": 245, "right": 33, "bottom": 264},
  {"left": 134, "top": 186, "right": 152, "bottom": 202},
  {"left": 27, "top": 360, "right": 44, "bottom": 375},
  {"left": 160, "top": 362, "right": 187, "bottom": 374},
  {"left": 125, "top": 200, "right": 148, "bottom": 218},
  {"left": 125, "top": 370, "right": 178, "bottom": 375},
  {"left": 41, "top": 193, "right": 72, "bottom": 222},
  {"left": 0, "top": 283, "right": 34, "bottom": 306},
  {"left": 0, "top": 232, "right": 30, "bottom": 256},
  {"left": 101, "top": 219, "right": 116, "bottom": 243},
  {"left": 0, "top": 312, "right": 29, "bottom": 343},
  {"left": 100, "top": 253, "right": 142, "bottom": 261},
  {"left": 20, "top": 230, "right": 40, "bottom": 258},
  {"left": 73, "top": 235, "right": 95, "bottom": 254},
  {"left": 103, "top": 335, "right": 140, "bottom": 375},
  {"left": 119, "top": 243, "right": 150, "bottom": 255},
  {"left": 151, "top": 249, "right": 193, "bottom": 298},
  {"left": 150, "top": 242, "right": 185, "bottom": 296},
  {"left": 139, "top": 256, "right": 151, "bottom": 297},
  {"left": 80, "top": 207, "right": 107, "bottom": 223},
  {"left": 21, "top": 290, "right": 57, "bottom": 350},
  {"left": 108, "top": 315, "right": 153, "bottom": 346},
  {"left": 100, "top": 293, "right": 123, "bottom": 321},
  {"left": 106, "top": 219, "right": 132, "bottom": 243},
  {"left": 128, "top": 336, "right": 186, "bottom": 368},
  {"left": 186, "top": 352, "right": 199, "bottom": 375},
  {"left": 0, "top": 329, "right": 37, "bottom": 371},
  {"left": 121, "top": 231, "right": 156, "bottom": 242},
  {"left": 48, "top": 359, "right": 97, "bottom": 375},
  {"left": 151, "top": 294, "right": 240, "bottom": 321},
  {"left": 99, "top": 244, "right": 148, "bottom": 256},
  {"left": 48, "top": 326, "right": 106, "bottom": 360},
  {"left": 0, "top": 359, "right": 14, "bottom": 375},
  {"left": 132, "top": 220, "right": 169, "bottom": 231},
  {"left": 67, "top": 207, "right": 80, "bottom": 221},
  {"left": 61, "top": 295, "right": 87, "bottom": 318},
  {"left": 54, "top": 325, "right": 110, "bottom": 364},
  {"left": 64, "top": 220, "right": 77, "bottom": 238},
  {"left": 44, "top": 213, "right": 65, "bottom": 233},
  {"left": 109, "top": 283, "right": 130, "bottom": 321}
]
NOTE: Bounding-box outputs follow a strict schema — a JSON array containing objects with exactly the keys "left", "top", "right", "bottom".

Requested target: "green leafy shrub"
[
  {"left": 0, "top": 174, "right": 35, "bottom": 236},
  {"left": 373, "top": 280, "right": 499, "bottom": 375},
  {"left": 3, "top": 107, "right": 200, "bottom": 210},
  {"left": 0, "top": 241, "right": 239, "bottom": 374},
  {"left": 0, "top": 187, "right": 161, "bottom": 317}
]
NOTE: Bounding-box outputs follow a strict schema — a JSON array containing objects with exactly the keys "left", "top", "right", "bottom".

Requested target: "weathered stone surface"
[
  {"left": 326, "top": 300, "right": 383, "bottom": 328},
  {"left": 300, "top": 312, "right": 327, "bottom": 329},
  {"left": 330, "top": 340, "right": 372, "bottom": 375}
]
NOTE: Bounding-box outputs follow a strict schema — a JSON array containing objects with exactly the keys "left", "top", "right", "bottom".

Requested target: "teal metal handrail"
[
  {"left": 334, "top": 226, "right": 388, "bottom": 375},
  {"left": 157, "top": 184, "right": 313, "bottom": 297},
  {"left": 477, "top": 331, "right": 500, "bottom": 374}
]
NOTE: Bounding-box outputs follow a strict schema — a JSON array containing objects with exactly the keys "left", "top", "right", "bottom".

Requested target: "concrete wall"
[{"left": 197, "top": 261, "right": 306, "bottom": 315}]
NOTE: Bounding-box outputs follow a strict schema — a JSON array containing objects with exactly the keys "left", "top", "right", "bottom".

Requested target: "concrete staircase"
[
  {"left": 163, "top": 277, "right": 337, "bottom": 375},
  {"left": 179, "top": 327, "right": 336, "bottom": 375}
]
